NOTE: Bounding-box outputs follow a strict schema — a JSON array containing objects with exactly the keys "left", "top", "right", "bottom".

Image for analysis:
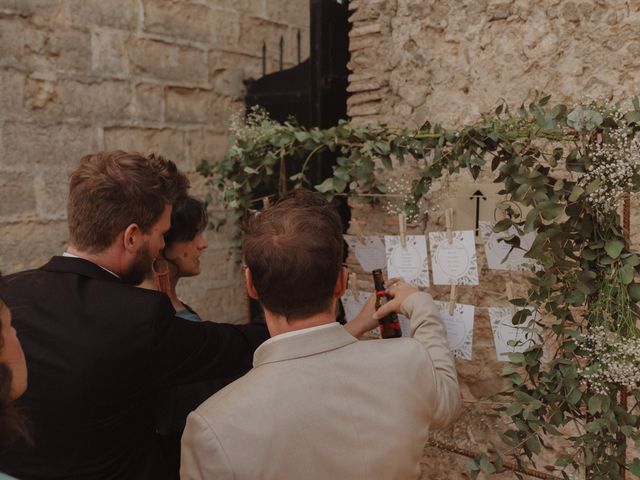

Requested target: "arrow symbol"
[{"left": 469, "top": 190, "right": 486, "bottom": 236}]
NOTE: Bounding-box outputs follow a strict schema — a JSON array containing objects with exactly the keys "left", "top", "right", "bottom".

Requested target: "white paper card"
[
  {"left": 479, "top": 221, "right": 536, "bottom": 271},
  {"left": 429, "top": 230, "right": 479, "bottom": 285},
  {"left": 489, "top": 307, "right": 541, "bottom": 362},
  {"left": 340, "top": 290, "right": 372, "bottom": 323},
  {"left": 344, "top": 235, "right": 387, "bottom": 272},
  {"left": 434, "top": 301, "right": 475, "bottom": 360},
  {"left": 384, "top": 235, "right": 430, "bottom": 287}
]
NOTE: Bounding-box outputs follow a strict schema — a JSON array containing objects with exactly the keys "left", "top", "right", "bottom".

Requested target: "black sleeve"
[{"left": 152, "top": 304, "right": 269, "bottom": 388}]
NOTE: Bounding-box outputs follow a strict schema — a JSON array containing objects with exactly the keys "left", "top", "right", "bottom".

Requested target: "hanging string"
[{"left": 427, "top": 440, "right": 563, "bottom": 480}]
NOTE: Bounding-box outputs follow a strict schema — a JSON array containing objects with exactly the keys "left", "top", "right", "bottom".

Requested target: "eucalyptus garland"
[{"left": 198, "top": 96, "right": 640, "bottom": 479}]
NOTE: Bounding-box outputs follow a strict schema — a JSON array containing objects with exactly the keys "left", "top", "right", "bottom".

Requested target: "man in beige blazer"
[{"left": 181, "top": 189, "right": 461, "bottom": 480}]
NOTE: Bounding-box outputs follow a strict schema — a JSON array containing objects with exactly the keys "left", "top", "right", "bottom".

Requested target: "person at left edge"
[{"left": 0, "top": 151, "right": 269, "bottom": 480}]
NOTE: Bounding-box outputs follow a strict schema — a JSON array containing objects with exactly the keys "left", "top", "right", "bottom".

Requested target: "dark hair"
[
  {"left": 68, "top": 151, "right": 190, "bottom": 253},
  {"left": 0, "top": 274, "right": 31, "bottom": 447},
  {"left": 164, "top": 196, "right": 208, "bottom": 247},
  {"left": 242, "top": 189, "right": 343, "bottom": 321}
]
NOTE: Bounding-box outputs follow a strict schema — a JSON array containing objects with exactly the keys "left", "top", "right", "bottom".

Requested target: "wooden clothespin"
[
  {"left": 448, "top": 284, "right": 457, "bottom": 316},
  {"left": 445, "top": 208, "right": 454, "bottom": 244},
  {"left": 262, "top": 196, "right": 271, "bottom": 210},
  {"left": 350, "top": 218, "right": 366, "bottom": 245},
  {"left": 349, "top": 271, "right": 359, "bottom": 300},
  {"left": 506, "top": 281, "right": 516, "bottom": 316},
  {"left": 398, "top": 212, "right": 407, "bottom": 248}
]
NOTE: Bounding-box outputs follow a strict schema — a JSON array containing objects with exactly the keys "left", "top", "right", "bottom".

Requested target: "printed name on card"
[
  {"left": 429, "top": 230, "right": 479, "bottom": 285},
  {"left": 384, "top": 235, "right": 430, "bottom": 287}
]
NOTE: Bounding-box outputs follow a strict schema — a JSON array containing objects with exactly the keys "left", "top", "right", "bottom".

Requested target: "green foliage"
[{"left": 200, "top": 97, "right": 640, "bottom": 478}]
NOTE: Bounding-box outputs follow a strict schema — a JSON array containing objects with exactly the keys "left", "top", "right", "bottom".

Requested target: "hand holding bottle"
[{"left": 372, "top": 278, "right": 419, "bottom": 321}]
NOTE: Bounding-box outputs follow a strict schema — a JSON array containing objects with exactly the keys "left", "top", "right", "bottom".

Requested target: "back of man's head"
[
  {"left": 242, "top": 189, "right": 343, "bottom": 321},
  {"left": 68, "top": 150, "right": 189, "bottom": 253}
]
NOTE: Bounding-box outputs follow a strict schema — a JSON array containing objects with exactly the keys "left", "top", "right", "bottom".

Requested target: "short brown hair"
[
  {"left": 68, "top": 151, "right": 189, "bottom": 252},
  {"left": 242, "top": 189, "right": 343, "bottom": 321}
]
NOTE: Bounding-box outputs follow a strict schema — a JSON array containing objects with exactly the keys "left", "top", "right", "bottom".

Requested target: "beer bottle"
[{"left": 372, "top": 269, "right": 402, "bottom": 338}]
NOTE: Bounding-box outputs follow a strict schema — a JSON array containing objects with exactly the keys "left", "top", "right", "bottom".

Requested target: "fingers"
[{"left": 372, "top": 300, "right": 396, "bottom": 320}]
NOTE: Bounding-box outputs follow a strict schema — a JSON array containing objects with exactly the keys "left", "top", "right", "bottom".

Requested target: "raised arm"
[{"left": 374, "top": 281, "right": 461, "bottom": 429}]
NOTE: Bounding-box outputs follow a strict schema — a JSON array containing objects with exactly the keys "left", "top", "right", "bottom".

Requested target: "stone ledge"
[
  {"left": 349, "top": 23, "right": 382, "bottom": 38},
  {"left": 346, "top": 78, "right": 387, "bottom": 93}
]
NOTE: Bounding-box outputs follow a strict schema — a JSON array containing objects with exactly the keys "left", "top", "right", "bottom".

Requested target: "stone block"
[
  {"left": 0, "top": 0, "right": 66, "bottom": 27},
  {"left": 265, "top": 0, "right": 309, "bottom": 28},
  {"left": 208, "top": 50, "right": 263, "bottom": 81},
  {"left": 143, "top": 0, "right": 240, "bottom": 47},
  {"left": 0, "top": 70, "right": 24, "bottom": 116},
  {"left": 103, "top": 127, "right": 189, "bottom": 171},
  {"left": 57, "top": 79, "right": 132, "bottom": 122},
  {"left": 165, "top": 87, "right": 235, "bottom": 130},
  {"left": 181, "top": 280, "right": 248, "bottom": 324},
  {"left": 348, "top": 102, "right": 382, "bottom": 116},
  {"left": 42, "top": 29, "right": 92, "bottom": 74},
  {"left": 91, "top": 29, "right": 130, "bottom": 75},
  {"left": 0, "top": 17, "right": 46, "bottom": 69},
  {"left": 67, "top": 0, "right": 140, "bottom": 29},
  {"left": 127, "top": 37, "right": 207, "bottom": 84},
  {"left": 24, "top": 76, "right": 57, "bottom": 111},
  {"left": 133, "top": 83, "right": 163, "bottom": 122},
  {"left": 239, "top": 17, "right": 288, "bottom": 59},
  {"left": 187, "top": 130, "right": 229, "bottom": 165},
  {"left": 0, "top": 122, "right": 100, "bottom": 170},
  {"left": 0, "top": 171, "right": 37, "bottom": 220},
  {"left": 34, "top": 167, "right": 70, "bottom": 220},
  {"left": 165, "top": 87, "right": 216, "bottom": 124},
  {"left": 0, "top": 220, "right": 68, "bottom": 273}
]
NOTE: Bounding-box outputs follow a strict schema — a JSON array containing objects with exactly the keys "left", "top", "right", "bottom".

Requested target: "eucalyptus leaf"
[{"left": 604, "top": 239, "right": 624, "bottom": 259}]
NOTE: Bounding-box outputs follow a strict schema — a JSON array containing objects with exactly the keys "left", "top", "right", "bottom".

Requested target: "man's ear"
[
  {"left": 244, "top": 267, "right": 260, "bottom": 300},
  {"left": 334, "top": 266, "right": 348, "bottom": 298},
  {"left": 123, "top": 224, "right": 142, "bottom": 253}
]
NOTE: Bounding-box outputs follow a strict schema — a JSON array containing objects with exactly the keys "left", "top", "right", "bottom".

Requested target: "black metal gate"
[
  {"left": 244, "top": 0, "right": 351, "bottom": 322},
  {"left": 244, "top": 0, "right": 350, "bottom": 190}
]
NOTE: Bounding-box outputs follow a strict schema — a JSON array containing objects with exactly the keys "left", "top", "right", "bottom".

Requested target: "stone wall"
[
  {"left": 347, "top": 0, "right": 640, "bottom": 478},
  {"left": 0, "top": 0, "right": 309, "bottom": 323}
]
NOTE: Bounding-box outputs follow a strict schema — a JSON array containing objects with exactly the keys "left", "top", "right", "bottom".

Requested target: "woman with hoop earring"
[{"left": 139, "top": 196, "right": 237, "bottom": 479}]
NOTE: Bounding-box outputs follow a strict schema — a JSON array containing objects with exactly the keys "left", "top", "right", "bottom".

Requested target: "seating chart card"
[
  {"left": 479, "top": 221, "right": 536, "bottom": 272},
  {"left": 384, "top": 235, "right": 430, "bottom": 287},
  {"left": 434, "top": 301, "right": 475, "bottom": 360},
  {"left": 340, "top": 290, "right": 372, "bottom": 323},
  {"left": 488, "top": 307, "right": 541, "bottom": 361},
  {"left": 429, "top": 231, "right": 479, "bottom": 285},
  {"left": 344, "top": 235, "right": 387, "bottom": 273}
]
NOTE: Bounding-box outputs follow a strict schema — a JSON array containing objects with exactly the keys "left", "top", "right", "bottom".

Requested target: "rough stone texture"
[
  {"left": 0, "top": 0, "right": 310, "bottom": 324},
  {"left": 347, "top": 0, "right": 640, "bottom": 477}
]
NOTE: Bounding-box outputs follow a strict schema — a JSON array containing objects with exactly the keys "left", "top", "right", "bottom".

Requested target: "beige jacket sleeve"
[
  {"left": 401, "top": 292, "right": 461, "bottom": 430},
  {"left": 180, "top": 411, "right": 234, "bottom": 480}
]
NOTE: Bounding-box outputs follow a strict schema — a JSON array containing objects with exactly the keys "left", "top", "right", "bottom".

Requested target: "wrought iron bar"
[
  {"left": 279, "top": 36, "right": 284, "bottom": 71},
  {"left": 262, "top": 42, "right": 266, "bottom": 76}
]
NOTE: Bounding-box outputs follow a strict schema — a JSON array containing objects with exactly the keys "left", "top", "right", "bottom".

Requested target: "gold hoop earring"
[{"left": 152, "top": 258, "right": 169, "bottom": 276}]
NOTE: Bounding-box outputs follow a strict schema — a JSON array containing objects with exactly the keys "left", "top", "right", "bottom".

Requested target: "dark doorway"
[{"left": 244, "top": 0, "right": 351, "bottom": 322}]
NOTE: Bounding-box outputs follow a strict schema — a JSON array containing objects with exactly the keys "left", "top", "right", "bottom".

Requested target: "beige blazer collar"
[{"left": 253, "top": 323, "right": 358, "bottom": 367}]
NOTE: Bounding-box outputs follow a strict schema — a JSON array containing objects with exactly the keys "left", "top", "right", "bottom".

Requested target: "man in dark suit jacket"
[{"left": 0, "top": 151, "right": 268, "bottom": 479}]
